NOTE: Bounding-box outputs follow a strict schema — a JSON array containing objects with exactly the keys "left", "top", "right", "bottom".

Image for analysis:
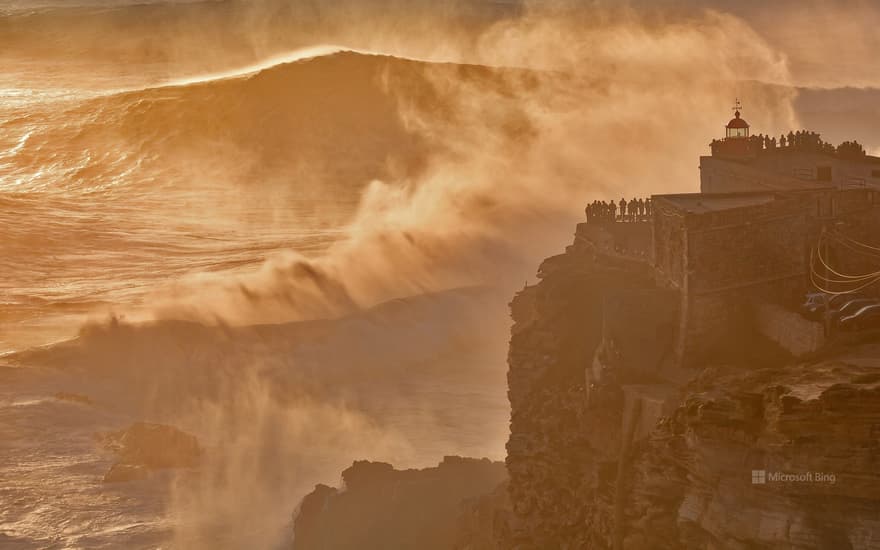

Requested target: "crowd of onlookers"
[
  {"left": 585, "top": 197, "right": 652, "bottom": 223},
  {"left": 710, "top": 130, "right": 867, "bottom": 159}
]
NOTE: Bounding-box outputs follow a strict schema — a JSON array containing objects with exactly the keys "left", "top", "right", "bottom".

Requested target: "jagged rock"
[
  {"left": 292, "top": 456, "right": 507, "bottom": 550},
  {"left": 626, "top": 353, "right": 880, "bottom": 549},
  {"left": 99, "top": 422, "right": 200, "bottom": 482}
]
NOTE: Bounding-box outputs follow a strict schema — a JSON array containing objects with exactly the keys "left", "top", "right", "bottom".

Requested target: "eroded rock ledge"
[
  {"left": 627, "top": 357, "right": 880, "bottom": 550},
  {"left": 292, "top": 456, "right": 508, "bottom": 550}
]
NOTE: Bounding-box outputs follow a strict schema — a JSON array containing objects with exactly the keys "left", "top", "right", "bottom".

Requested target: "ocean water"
[
  {"left": 0, "top": 6, "right": 516, "bottom": 545},
  {"left": 0, "top": 45, "right": 421, "bottom": 353}
]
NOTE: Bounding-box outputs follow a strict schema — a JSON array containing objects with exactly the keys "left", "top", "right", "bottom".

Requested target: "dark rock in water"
[
  {"left": 292, "top": 456, "right": 507, "bottom": 550},
  {"left": 99, "top": 422, "right": 200, "bottom": 482}
]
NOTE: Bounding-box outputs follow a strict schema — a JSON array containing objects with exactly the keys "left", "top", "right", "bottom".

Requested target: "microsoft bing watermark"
[{"left": 751, "top": 470, "right": 836, "bottom": 485}]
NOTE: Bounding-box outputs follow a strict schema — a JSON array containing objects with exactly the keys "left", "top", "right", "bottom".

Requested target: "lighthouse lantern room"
[{"left": 725, "top": 99, "right": 750, "bottom": 139}]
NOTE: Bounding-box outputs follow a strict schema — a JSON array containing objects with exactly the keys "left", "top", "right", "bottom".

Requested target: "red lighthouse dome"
[{"left": 726, "top": 109, "right": 749, "bottom": 139}]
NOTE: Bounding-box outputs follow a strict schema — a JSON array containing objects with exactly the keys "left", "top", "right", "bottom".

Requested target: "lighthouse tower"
[
  {"left": 726, "top": 104, "right": 749, "bottom": 139},
  {"left": 710, "top": 99, "right": 758, "bottom": 159}
]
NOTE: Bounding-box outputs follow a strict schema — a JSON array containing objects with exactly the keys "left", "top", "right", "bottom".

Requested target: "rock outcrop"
[
  {"left": 505, "top": 224, "right": 880, "bottom": 549},
  {"left": 292, "top": 456, "right": 507, "bottom": 550},
  {"left": 625, "top": 356, "right": 880, "bottom": 549},
  {"left": 99, "top": 422, "right": 201, "bottom": 482},
  {"left": 506, "top": 234, "right": 657, "bottom": 549}
]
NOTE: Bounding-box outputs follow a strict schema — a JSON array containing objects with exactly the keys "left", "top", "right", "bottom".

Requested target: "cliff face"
[
  {"left": 505, "top": 227, "right": 880, "bottom": 549},
  {"left": 506, "top": 235, "right": 657, "bottom": 549}
]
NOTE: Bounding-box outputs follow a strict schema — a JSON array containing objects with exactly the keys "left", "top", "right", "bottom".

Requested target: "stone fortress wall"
[{"left": 652, "top": 187, "right": 880, "bottom": 364}]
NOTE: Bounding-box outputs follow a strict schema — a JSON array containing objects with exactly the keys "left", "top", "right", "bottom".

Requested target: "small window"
[{"left": 817, "top": 166, "right": 832, "bottom": 182}]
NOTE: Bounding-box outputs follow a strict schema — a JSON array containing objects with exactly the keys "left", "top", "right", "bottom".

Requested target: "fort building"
[
  {"left": 578, "top": 105, "right": 880, "bottom": 368},
  {"left": 506, "top": 106, "right": 880, "bottom": 550},
  {"left": 652, "top": 187, "right": 880, "bottom": 365}
]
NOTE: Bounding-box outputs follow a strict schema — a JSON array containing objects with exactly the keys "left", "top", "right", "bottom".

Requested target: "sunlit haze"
[{"left": 2, "top": 1, "right": 879, "bottom": 549}]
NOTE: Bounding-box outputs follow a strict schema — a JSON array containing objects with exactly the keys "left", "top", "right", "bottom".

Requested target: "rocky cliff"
[
  {"left": 292, "top": 456, "right": 507, "bottom": 550},
  {"left": 505, "top": 225, "right": 880, "bottom": 549},
  {"left": 627, "top": 355, "right": 880, "bottom": 549}
]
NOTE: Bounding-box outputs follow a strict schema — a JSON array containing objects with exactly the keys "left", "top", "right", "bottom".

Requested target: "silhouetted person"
[
  {"left": 619, "top": 198, "right": 626, "bottom": 221},
  {"left": 645, "top": 198, "right": 652, "bottom": 218},
  {"left": 610, "top": 201, "right": 617, "bottom": 221}
]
